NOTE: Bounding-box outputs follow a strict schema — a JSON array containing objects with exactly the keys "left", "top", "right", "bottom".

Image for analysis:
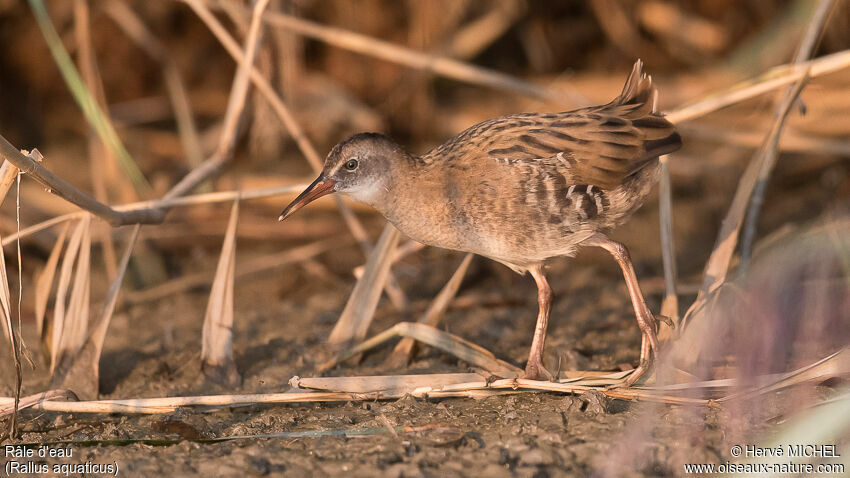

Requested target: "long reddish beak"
[{"left": 279, "top": 176, "right": 336, "bottom": 221}]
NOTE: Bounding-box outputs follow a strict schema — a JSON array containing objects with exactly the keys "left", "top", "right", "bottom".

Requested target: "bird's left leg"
[
  {"left": 584, "top": 233, "right": 658, "bottom": 386},
  {"left": 522, "top": 266, "right": 554, "bottom": 381}
]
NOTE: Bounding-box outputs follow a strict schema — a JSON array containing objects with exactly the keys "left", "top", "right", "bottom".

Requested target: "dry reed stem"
[
  {"left": 0, "top": 219, "right": 19, "bottom": 436},
  {"left": 0, "top": 389, "right": 541, "bottom": 415},
  {"left": 322, "top": 321, "right": 522, "bottom": 375},
  {"left": 292, "top": 373, "right": 492, "bottom": 393},
  {"left": 34, "top": 222, "right": 70, "bottom": 338},
  {"left": 65, "top": 216, "right": 92, "bottom": 363},
  {"left": 201, "top": 199, "right": 241, "bottom": 386},
  {"left": 385, "top": 253, "right": 475, "bottom": 368},
  {"left": 655, "top": 48, "right": 849, "bottom": 340},
  {"left": 295, "top": 371, "right": 631, "bottom": 394},
  {"left": 0, "top": 183, "right": 310, "bottom": 247},
  {"left": 49, "top": 217, "right": 87, "bottom": 373},
  {"left": 0, "top": 160, "right": 22, "bottom": 206},
  {"left": 740, "top": 0, "right": 837, "bottom": 268},
  {"left": 217, "top": 0, "right": 269, "bottom": 160},
  {"left": 182, "top": 0, "right": 407, "bottom": 311},
  {"left": 0, "top": 390, "right": 77, "bottom": 417},
  {"left": 0, "top": 160, "right": 21, "bottom": 438},
  {"left": 0, "top": 136, "right": 164, "bottom": 225},
  {"left": 328, "top": 225, "right": 401, "bottom": 345},
  {"left": 657, "top": 157, "right": 678, "bottom": 337}
]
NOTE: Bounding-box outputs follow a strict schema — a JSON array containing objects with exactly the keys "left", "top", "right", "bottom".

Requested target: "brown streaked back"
[{"left": 421, "top": 59, "right": 681, "bottom": 191}]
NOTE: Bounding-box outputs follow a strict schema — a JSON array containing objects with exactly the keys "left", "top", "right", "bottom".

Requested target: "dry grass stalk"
[
  {"left": 0, "top": 370, "right": 709, "bottom": 416},
  {"left": 0, "top": 135, "right": 164, "bottom": 225},
  {"left": 292, "top": 373, "right": 491, "bottom": 393},
  {"left": 201, "top": 200, "right": 241, "bottom": 386},
  {"left": 295, "top": 371, "right": 630, "bottom": 394},
  {"left": 0, "top": 390, "right": 398, "bottom": 414},
  {"left": 0, "top": 221, "right": 19, "bottom": 436},
  {"left": 0, "top": 159, "right": 21, "bottom": 437},
  {"left": 34, "top": 221, "right": 70, "bottom": 339},
  {"left": 385, "top": 253, "right": 474, "bottom": 367},
  {"left": 1, "top": 213, "right": 82, "bottom": 247},
  {"left": 654, "top": 47, "right": 848, "bottom": 340},
  {"left": 217, "top": 0, "right": 269, "bottom": 158},
  {"left": 322, "top": 321, "right": 522, "bottom": 375},
  {"left": 0, "top": 390, "right": 77, "bottom": 417},
  {"left": 657, "top": 156, "right": 678, "bottom": 340},
  {"left": 328, "top": 225, "right": 401, "bottom": 345},
  {"left": 43, "top": 218, "right": 83, "bottom": 374},
  {"left": 0, "top": 160, "right": 21, "bottom": 207},
  {"left": 49, "top": 217, "right": 93, "bottom": 376},
  {"left": 667, "top": 8, "right": 838, "bottom": 352},
  {"left": 50, "top": 225, "right": 141, "bottom": 399}
]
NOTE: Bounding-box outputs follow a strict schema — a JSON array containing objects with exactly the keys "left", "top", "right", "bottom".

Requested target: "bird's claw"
[
  {"left": 655, "top": 314, "right": 675, "bottom": 328},
  {"left": 522, "top": 359, "right": 555, "bottom": 382}
]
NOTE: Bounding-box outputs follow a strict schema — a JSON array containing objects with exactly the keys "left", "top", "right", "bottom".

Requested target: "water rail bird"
[{"left": 280, "top": 60, "right": 681, "bottom": 385}]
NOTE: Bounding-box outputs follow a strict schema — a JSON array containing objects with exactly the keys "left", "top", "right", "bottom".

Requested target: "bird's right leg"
[
  {"left": 523, "top": 266, "right": 554, "bottom": 381},
  {"left": 584, "top": 233, "right": 658, "bottom": 387}
]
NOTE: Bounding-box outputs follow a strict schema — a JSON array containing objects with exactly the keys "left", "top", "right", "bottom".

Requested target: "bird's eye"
[{"left": 344, "top": 159, "right": 359, "bottom": 171}]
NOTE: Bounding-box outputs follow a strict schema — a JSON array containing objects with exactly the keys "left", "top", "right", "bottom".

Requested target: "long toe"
[
  {"left": 606, "top": 361, "right": 648, "bottom": 389},
  {"left": 522, "top": 361, "right": 554, "bottom": 381}
]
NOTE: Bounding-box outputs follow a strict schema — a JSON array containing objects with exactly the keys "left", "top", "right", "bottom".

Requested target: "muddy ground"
[{"left": 3, "top": 143, "right": 845, "bottom": 477}]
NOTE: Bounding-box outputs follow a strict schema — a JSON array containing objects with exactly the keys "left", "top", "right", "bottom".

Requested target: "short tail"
[
  {"left": 615, "top": 59, "right": 658, "bottom": 112},
  {"left": 614, "top": 59, "right": 681, "bottom": 159}
]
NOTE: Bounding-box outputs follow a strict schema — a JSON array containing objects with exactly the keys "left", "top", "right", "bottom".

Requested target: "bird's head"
[{"left": 279, "top": 133, "right": 407, "bottom": 221}]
